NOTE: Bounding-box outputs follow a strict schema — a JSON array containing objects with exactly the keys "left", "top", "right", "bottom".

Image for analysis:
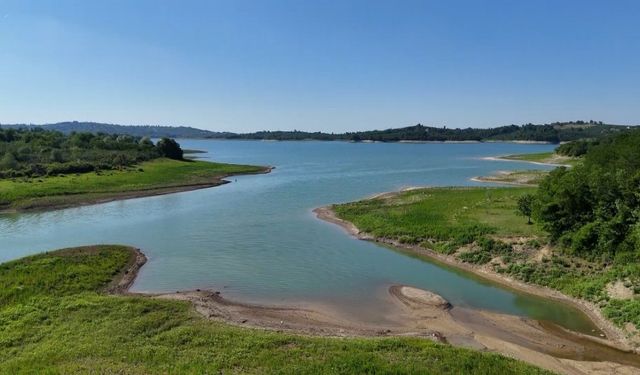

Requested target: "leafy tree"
[
  {"left": 0, "top": 128, "right": 163, "bottom": 178},
  {"left": 533, "top": 128, "right": 640, "bottom": 257},
  {"left": 156, "top": 138, "right": 183, "bottom": 160},
  {"left": 517, "top": 193, "right": 534, "bottom": 224},
  {"left": 0, "top": 152, "right": 17, "bottom": 170}
]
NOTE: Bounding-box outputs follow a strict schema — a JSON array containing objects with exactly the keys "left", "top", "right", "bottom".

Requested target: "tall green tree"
[{"left": 517, "top": 193, "right": 534, "bottom": 224}]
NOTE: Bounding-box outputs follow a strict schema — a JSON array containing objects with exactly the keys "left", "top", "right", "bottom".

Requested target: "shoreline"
[
  {"left": 0, "top": 166, "right": 272, "bottom": 214},
  {"left": 113, "top": 246, "right": 640, "bottom": 374},
  {"left": 483, "top": 155, "right": 572, "bottom": 168},
  {"left": 470, "top": 176, "right": 537, "bottom": 187},
  {"left": 470, "top": 169, "right": 548, "bottom": 186},
  {"left": 312, "top": 205, "right": 628, "bottom": 348}
]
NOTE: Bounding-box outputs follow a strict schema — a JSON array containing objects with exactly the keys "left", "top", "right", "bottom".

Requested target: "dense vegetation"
[
  {"left": 0, "top": 127, "right": 185, "bottom": 178},
  {"left": 222, "top": 121, "right": 629, "bottom": 143},
  {"left": 555, "top": 139, "right": 599, "bottom": 157},
  {"left": 0, "top": 246, "right": 549, "bottom": 374},
  {"left": 4, "top": 120, "right": 632, "bottom": 143},
  {"left": 533, "top": 129, "right": 640, "bottom": 257}
]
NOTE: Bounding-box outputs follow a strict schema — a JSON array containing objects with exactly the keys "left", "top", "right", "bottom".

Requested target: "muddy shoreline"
[
  {"left": 470, "top": 176, "right": 537, "bottom": 186},
  {"left": 312, "top": 205, "right": 627, "bottom": 347},
  {"left": 113, "top": 246, "right": 640, "bottom": 375},
  {"left": 0, "top": 166, "right": 272, "bottom": 214}
]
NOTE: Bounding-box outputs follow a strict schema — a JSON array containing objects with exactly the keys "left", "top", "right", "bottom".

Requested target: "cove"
[{"left": 0, "top": 140, "right": 598, "bottom": 334}]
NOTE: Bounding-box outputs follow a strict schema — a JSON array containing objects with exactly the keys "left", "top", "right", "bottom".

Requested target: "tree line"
[
  {"left": 0, "top": 127, "right": 183, "bottom": 178},
  {"left": 4, "top": 120, "right": 632, "bottom": 143},
  {"left": 522, "top": 129, "right": 640, "bottom": 260},
  {"left": 212, "top": 121, "right": 630, "bottom": 142}
]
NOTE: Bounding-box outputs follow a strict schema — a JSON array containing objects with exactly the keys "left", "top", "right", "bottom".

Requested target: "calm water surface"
[{"left": 0, "top": 141, "right": 597, "bottom": 333}]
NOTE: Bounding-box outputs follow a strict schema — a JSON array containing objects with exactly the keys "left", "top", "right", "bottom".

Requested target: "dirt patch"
[
  {"left": 105, "top": 247, "right": 147, "bottom": 294},
  {"left": 607, "top": 281, "right": 635, "bottom": 300},
  {"left": 534, "top": 245, "right": 552, "bottom": 262}
]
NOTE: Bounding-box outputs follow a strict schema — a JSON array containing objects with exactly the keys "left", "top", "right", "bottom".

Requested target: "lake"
[{"left": 0, "top": 140, "right": 597, "bottom": 333}]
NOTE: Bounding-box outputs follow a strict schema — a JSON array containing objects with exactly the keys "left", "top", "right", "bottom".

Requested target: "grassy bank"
[
  {"left": 332, "top": 187, "right": 640, "bottom": 337},
  {"left": 334, "top": 187, "right": 540, "bottom": 254},
  {"left": 0, "top": 246, "right": 549, "bottom": 374},
  {"left": 473, "top": 170, "right": 548, "bottom": 186},
  {"left": 0, "top": 158, "right": 267, "bottom": 212},
  {"left": 498, "top": 152, "right": 579, "bottom": 166}
]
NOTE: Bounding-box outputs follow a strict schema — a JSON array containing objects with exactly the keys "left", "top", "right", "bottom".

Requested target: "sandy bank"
[
  {"left": 470, "top": 176, "right": 537, "bottom": 187},
  {"left": 114, "top": 246, "right": 640, "bottom": 375},
  {"left": 482, "top": 155, "right": 572, "bottom": 168}
]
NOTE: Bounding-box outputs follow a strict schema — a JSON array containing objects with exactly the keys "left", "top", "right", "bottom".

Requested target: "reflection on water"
[{"left": 0, "top": 140, "right": 598, "bottom": 333}]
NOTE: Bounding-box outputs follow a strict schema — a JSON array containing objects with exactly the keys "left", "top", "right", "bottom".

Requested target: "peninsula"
[{"left": 0, "top": 128, "right": 270, "bottom": 212}]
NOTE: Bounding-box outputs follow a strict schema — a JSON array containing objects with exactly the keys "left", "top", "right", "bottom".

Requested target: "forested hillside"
[
  {"left": 3, "top": 121, "right": 226, "bottom": 139},
  {"left": 218, "top": 121, "right": 631, "bottom": 142},
  {"left": 3, "top": 120, "right": 633, "bottom": 143},
  {"left": 534, "top": 129, "right": 640, "bottom": 257}
]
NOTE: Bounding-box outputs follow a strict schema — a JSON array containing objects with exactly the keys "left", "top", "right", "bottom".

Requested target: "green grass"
[
  {"left": 0, "top": 246, "right": 550, "bottom": 374},
  {"left": 0, "top": 158, "right": 266, "bottom": 211},
  {"left": 334, "top": 187, "right": 540, "bottom": 253}
]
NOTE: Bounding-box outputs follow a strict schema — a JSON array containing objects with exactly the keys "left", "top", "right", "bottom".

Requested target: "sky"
[{"left": 0, "top": 1, "right": 639, "bottom": 132}]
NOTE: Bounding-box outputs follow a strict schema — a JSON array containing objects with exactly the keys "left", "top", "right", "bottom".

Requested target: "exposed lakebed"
[{"left": 0, "top": 140, "right": 599, "bottom": 334}]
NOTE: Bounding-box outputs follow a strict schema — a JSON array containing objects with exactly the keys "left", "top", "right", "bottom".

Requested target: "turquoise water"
[{"left": 0, "top": 141, "right": 596, "bottom": 332}]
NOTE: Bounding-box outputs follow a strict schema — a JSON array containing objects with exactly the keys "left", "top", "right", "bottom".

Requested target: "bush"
[
  {"left": 459, "top": 250, "right": 493, "bottom": 265},
  {"left": 0, "top": 152, "right": 18, "bottom": 170},
  {"left": 156, "top": 138, "right": 183, "bottom": 160}
]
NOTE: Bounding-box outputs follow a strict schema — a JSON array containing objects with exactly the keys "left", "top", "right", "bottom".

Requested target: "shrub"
[{"left": 156, "top": 138, "right": 183, "bottom": 160}]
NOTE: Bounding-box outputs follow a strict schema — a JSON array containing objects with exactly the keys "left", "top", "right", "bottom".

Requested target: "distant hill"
[
  {"left": 222, "top": 121, "right": 633, "bottom": 143},
  {"left": 1, "top": 121, "right": 230, "bottom": 139},
  {"left": 1, "top": 120, "right": 634, "bottom": 143}
]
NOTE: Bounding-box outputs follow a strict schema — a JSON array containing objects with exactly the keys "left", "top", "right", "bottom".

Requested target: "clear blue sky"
[{"left": 1, "top": 0, "right": 638, "bottom": 132}]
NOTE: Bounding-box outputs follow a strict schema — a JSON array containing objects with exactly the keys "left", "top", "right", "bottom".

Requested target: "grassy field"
[
  {"left": 334, "top": 187, "right": 541, "bottom": 254},
  {"left": 0, "top": 158, "right": 266, "bottom": 211},
  {"left": 0, "top": 246, "right": 550, "bottom": 374},
  {"left": 333, "top": 187, "right": 640, "bottom": 332}
]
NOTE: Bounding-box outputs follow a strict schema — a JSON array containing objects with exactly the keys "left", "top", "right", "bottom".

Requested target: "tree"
[
  {"left": 0, "top": 152, "right": 18, "bottom": 170},
  {"left": 532, "top": 128, "right": 640, "bottom": 256},
  {"left": 517, "top": 193, "right": 534, "bottom": 224},
  {"left": 156, "top": 138, "right": 183, "bottom": 160}
]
